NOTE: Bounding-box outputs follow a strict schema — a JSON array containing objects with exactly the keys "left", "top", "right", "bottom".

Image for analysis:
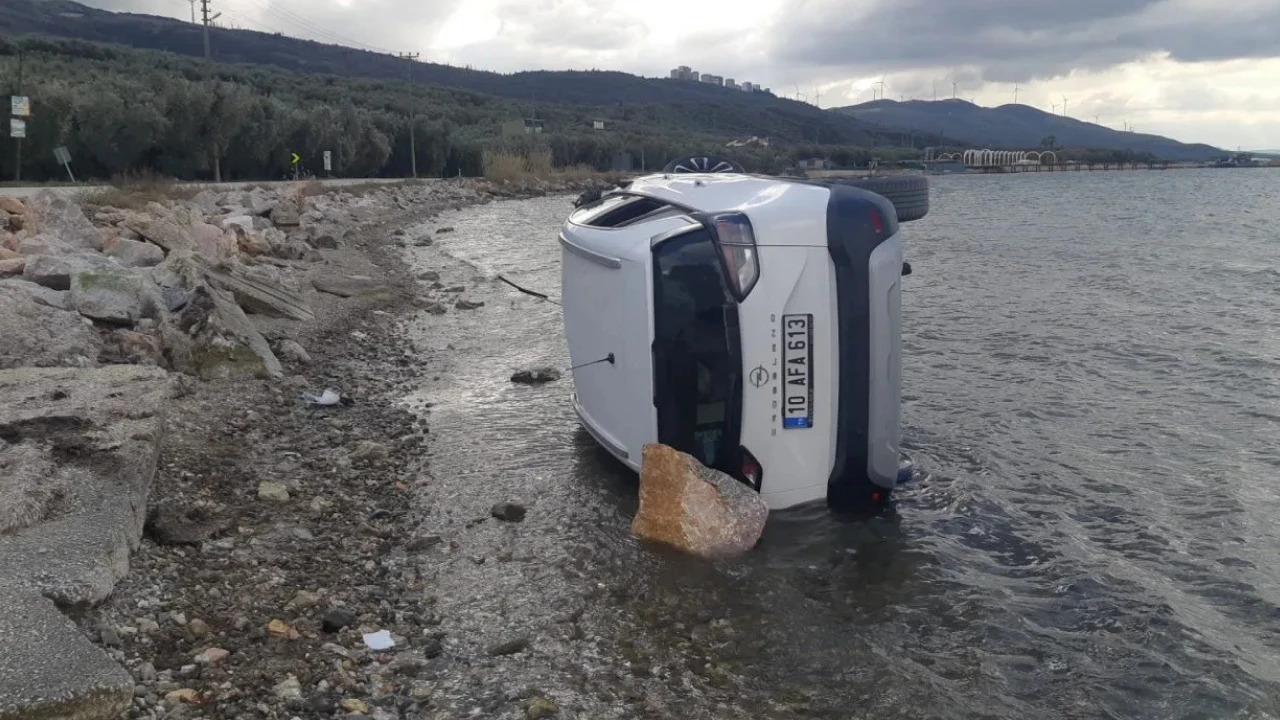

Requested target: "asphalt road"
[{"left": 0, "top": 177, "right": 415, "bottom": 199}]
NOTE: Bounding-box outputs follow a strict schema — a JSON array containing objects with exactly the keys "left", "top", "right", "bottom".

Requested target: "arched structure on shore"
[{"left": 962, "top": 149, "right": 1057, "bottom": 167}]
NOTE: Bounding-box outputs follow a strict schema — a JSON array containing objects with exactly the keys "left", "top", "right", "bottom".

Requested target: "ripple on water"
[{"left": 399, "top": 174, "right": 1280, "bottom": 719}]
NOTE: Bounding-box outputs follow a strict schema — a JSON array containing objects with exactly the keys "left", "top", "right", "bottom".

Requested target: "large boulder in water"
[{"left": 631, "top": 443, "right": 768, "bottom": 559}]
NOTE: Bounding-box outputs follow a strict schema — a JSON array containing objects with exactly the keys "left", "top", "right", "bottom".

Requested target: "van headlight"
[{"left": 710, "top": 213, "right": 760, "bottom": 300}]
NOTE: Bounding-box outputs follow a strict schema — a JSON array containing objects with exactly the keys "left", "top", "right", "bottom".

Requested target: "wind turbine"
[
  {"left": 1052, "top": 102, "right": 1058, "bottom": 114},
  {"left": 932, "top": 81, "right": 937, "bottom": 101},
  {"left": 951, "top": 80, "right": 957, "bottom": 99},
  {"left": 1062, "top": 95, "right": 1069, "bottom": 117},
  {"left": 1014, "top": 83, "right": 1019, "bottom": 104}
]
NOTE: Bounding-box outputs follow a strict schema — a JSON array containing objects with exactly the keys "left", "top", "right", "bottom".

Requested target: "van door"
[{"left": 651, "top": 227, "right": 743, "bottom": 476}]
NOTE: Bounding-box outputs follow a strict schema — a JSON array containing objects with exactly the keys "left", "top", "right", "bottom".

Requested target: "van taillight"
[{"left": 740, "top": 446, "right": 762, "bottom": 492}]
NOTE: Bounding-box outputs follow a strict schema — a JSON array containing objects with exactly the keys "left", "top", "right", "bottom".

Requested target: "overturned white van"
[{"left": 560, "top": 156, "right": 927, "bottom": 512}]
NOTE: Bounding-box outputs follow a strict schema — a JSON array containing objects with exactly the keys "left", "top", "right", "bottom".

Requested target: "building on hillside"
[
  {"left": 700, "top": 73, "right": 723, "bottom": 86},
  {"left": 797, "top": 157, "right": 830, "bottom": 170},
  {"left": 670, "top": 66, "right": 697, "bottom": 81},
  {"left": 725, "top": 78, "right": 738, "bottom": 90},
  {"left": 741, "top": 82, "right": 755, "bottom": 92},
  {"left": 501, "top": 118, "right": 544, "bottom": 136}
]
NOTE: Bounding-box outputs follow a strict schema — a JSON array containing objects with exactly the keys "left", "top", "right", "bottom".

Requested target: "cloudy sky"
[{"left": 88, "top": 0, "right": 1280, "bottom": 150}]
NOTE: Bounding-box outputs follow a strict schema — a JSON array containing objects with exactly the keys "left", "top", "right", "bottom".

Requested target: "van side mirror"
[{"left": 901, "top": 261, "right": 912, "bottom": 276}]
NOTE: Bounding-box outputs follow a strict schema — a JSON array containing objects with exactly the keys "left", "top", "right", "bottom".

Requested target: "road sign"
[
  {"left": 9, "top": 118, "right": 25, "bottom": 138},
  {"left": 53, "top": 146, "right": 70, "bottom": 164},
  {"left": 323, "top": 150, "right": 331, "bottom": 171},
  {"left": 291, "top": 152, "right": 300, "bottom": 165},
  {"left": 10, "top": 96, "right": 29, "bottom": 117}
]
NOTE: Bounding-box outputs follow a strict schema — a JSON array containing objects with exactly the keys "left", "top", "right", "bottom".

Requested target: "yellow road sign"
[{"left": 291, "top": 152, "right": 300, "bottom": 165}]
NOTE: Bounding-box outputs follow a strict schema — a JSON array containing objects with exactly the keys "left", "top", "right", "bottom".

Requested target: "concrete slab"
[
  {"left": 0, "top": 365, "right": 173, "bottom": 607},
  {"left": 0, "top": 586, "right": 133, "bottom": 720}
]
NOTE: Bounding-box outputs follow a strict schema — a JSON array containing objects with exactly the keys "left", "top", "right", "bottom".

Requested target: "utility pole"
[
  {"left": 200, "top": 0, "right": 222, "bottom": 181},
  {"left": 396, "top": 52, "right": 420, "bottom": 178},
  {"left": 200, "top": 0, "right": 219, "bottom": 61},
  {"left": 189, "top": 0, "right": 196, "bottom": 23},
  {"left": 12, "top": 49, "right": 23, "bottom": 182}
]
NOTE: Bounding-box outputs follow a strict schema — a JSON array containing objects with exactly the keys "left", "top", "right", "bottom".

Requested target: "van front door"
[{"left": 651, "top": 228, "right": 743, "bottom": 475}]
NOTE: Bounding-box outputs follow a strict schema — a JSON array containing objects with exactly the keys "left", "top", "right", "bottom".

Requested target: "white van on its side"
[{"left": 560, "top": 157, "right": 926, "bottom": 512}]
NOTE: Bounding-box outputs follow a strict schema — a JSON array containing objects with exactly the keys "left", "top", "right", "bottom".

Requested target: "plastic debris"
[
  {"left": 362, "top": 629, "right": 395, "bottom": 651},
  {"left": 303, "top": 388, "right": 342, "bottom": 406}
]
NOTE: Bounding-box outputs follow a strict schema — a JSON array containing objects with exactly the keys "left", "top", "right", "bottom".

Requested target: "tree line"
[{"left": 0, "top": 36, "right": 974, "bottom": 183}]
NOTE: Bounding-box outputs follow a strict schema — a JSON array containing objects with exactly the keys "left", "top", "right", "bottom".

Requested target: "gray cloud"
[{"left": 769, "top": 0, "right": 1280, "bottom": 83}]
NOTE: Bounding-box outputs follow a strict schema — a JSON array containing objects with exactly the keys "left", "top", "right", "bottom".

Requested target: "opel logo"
[{"left": 749, "top": 365, "right": 769, "bottom": 388}]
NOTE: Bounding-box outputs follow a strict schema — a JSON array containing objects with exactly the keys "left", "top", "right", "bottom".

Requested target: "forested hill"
[
  {"left": 0, "top": 0, "right": 952, "bottom": 149},
  {"left": 837, "top": 99, "right": 1222, "bottom": 161}
]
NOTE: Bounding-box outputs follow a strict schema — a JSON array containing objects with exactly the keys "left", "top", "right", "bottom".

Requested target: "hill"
[
  {"left": 0, "top": 0, "right": 954, "bottom": 150},
  {"left": 836, "top": 99, "right": 1222, "bottom": 161}
]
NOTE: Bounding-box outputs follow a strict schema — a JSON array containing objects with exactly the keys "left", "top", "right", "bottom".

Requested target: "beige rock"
[
  {"left": 0, "top": 196, "right": 25, "bottom": 215},
  {"left": 631, "top": 444, "right": 768, "bottom": 559},
  {"left": 0, "top": 247, "right": 19, "bottom": 261},
  {"left": 0, "top": 257, "right": 22, "bottom": 276},
  {"left": 229, "top": 224, "right": 272, "bottom": 256},
  {"left": 191, "top": 223, "right": 238, "bottom": 263}
]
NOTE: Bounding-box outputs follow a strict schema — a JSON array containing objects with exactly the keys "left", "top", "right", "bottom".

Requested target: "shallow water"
[{"left": 400, "top": 170, "right": 1280, "bottom": 719}]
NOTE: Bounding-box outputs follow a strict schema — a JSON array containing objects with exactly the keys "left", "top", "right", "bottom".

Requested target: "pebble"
[
  {"left": 487, "top": 637, "right": 530, "bottom": 656},
  {"left": 323, "top": 608, "right": 358, "bottom": 633},
  {"left": 187, "top": 618, "right": 210, "bottom": 637},
  {"left": 100, "top": 627, "right": 122, "bottom": 647},
  {"left": 258, "top": 481, "right": 291, "bottom": 501},
  {"left": 351, "top": 440, "right": 390, "bottom": 462},
  {"left": 195, "top": 647, "right": 229, "bottom": 664},
  {"left": 526, "top": 697, "right": 559, "bottom": 719},
  {"left": 491, "top": 502, "right": 527, "bottom": 523},
  {"left": 404, "top": 534, "right": 442, "bottom": 552},
  {"left": 137, "top": 662, "right": 158, "bottom": 682},
  {"left": 341, "top": 698, "right": 370, "bottom": 715},
  {"left": 275, "top": 676, "right": 304, "bottom": 701},
  {"left": 165, "top": 689, "right": 199, "bottom": 704}
]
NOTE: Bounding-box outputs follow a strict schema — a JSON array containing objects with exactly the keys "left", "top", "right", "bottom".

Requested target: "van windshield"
[{"left": 652, "top": 228, "right": 743, "bottom": 474}]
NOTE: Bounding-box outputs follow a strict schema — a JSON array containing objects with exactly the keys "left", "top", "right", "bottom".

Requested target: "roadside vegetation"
[{"left": 0, "top": 36, "right": 950, "bottom": 184}]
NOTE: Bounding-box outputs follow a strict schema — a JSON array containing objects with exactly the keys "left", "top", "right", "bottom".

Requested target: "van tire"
[{"left": 832, "top": 175, "right": 930, "bottom": 222}]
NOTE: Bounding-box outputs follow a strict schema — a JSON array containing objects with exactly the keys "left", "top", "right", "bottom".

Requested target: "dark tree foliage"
[{"left": 0, "top": 36, "right": 948, "bottom": 182}]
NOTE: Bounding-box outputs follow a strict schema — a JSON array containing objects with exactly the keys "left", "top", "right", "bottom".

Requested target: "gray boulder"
[
  {"left": 69, "top": 268, "right": 162, "bottom": 325},
  {"left": 23, "top": 253, "right": 119, "bottom": 292},
  {"left": 0, "top": 278, "right": 70, "bottom": 311},
  {"left": 24, "top": 191, "right": 104, "bottom": 251},
  {"left": 0, "top": 286, "right": 100, "bottom": 369},
  {"left": 105, "top": 237, "right": 164, "bottom": 268}
]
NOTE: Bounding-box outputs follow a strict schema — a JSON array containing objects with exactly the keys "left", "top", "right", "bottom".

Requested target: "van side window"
[{"left": 651, "top": 229, "right": 742, "bottom": 472}]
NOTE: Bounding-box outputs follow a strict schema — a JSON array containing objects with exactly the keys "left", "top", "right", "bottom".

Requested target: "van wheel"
[
  {"left": 833, "top": 174, "right": 930, "bottom": 222},
  {"left": 662, "top": 155, "right": 745, "bottom": 174}
]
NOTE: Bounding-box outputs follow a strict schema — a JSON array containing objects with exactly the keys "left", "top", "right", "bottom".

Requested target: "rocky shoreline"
[{"left": 0, "top": 176, "right": 616, "bottom": 720}]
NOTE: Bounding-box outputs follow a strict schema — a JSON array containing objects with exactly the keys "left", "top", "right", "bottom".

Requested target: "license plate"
[{"left": 781, "top": 314, "right": 814, "bottom": 429}]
